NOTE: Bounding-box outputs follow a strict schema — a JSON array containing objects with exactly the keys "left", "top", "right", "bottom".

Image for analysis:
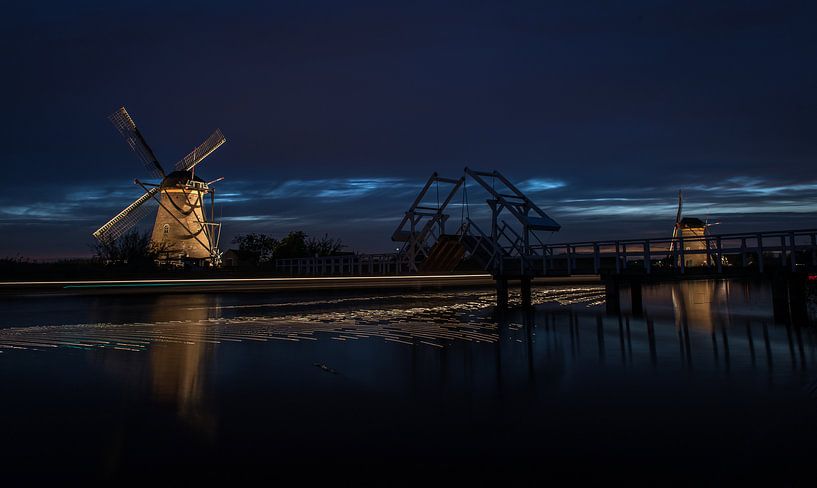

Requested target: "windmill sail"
[
  {"left": 174, "top": 129, "right": 226, "bottom": 172},
  {"left": 109, "top": 107, "right": 166, "bottom": 178},
  {"left": 93, "top": 187, "right": 161, "bottom": 243},
  {"left": 669, "top": 190, "right": 683, "bottom": 253},
  {"left": 675, "top": 190, "right": 683, "bottom": 227}
]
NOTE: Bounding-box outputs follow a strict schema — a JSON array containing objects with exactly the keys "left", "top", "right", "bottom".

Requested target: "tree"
[
  {"left": 276, "top": 231, "right": 308, "bottom": 259},
  {"left": 93, "top": 230, "right": 163, "bottom": 268},
  {"left": 232, "top": 230, "right": 345, "bottom": 264},
  {"left": 306, "top": 233, "right": 345, "bottom": 257},
  {"left": 232, "top": 233, "right": 278, "bottom": 265}
]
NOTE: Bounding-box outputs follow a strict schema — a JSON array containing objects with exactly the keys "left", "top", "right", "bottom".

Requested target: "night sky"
[{"left": 2, "top": 0, "right": 816, "bottom": 258}]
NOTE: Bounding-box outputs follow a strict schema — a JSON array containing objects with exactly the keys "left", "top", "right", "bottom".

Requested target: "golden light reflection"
[
  {"left": 147, "top": 295, "right": 216, "bottom": 432},
  {"left": 670, "top": 281, "right": 717, "bottom": 332}
]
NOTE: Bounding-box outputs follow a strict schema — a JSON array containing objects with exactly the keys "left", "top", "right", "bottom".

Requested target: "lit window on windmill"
[{"left": 162, "top": 224, "right": 170, "bottom": 240}]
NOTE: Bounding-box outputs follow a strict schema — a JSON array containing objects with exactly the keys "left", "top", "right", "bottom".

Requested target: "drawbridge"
[{"left": 391, "top": 168, "right": 561, "bottom": 277}]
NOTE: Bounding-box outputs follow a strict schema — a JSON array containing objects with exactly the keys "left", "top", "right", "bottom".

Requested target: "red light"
[{"left": 808, "top": 275, "right": 817, "bottom": 281}]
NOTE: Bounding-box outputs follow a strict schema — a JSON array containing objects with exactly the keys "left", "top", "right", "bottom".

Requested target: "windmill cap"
[
  {"left": 161, "top": 170, "right": 207, "bottom": 188},
  {"left": 679, "top": 217, "right": 706, "bottom": 227}
]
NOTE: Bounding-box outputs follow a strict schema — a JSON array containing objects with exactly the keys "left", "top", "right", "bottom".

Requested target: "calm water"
[{"left": 2, "top": 281, "right": 817, "bottom": 483}]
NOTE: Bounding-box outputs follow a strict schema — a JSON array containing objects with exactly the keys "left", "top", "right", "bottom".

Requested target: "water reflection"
[
  {"left": 499, "top": 308, "right": 813, "bottom": 379},
  {"left": 147, "top": 296, "right": 216, "bottom": 431},
  {"left": 81, "top": 295, "right": 220, "bottom": 432},
  {"left": 0, "top": 282, "right": 813, "bottom": 383},
  {"left": 2, "top": 281, "right": 817, "bottom": 481}
]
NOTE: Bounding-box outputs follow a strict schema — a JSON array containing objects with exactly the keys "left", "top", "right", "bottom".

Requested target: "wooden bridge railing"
[
  {"left": 273, "top": 229, "right": 817, "bottom": 278},
  {"left": 516, "top": 228, "right": 817, "bottom": 276}
]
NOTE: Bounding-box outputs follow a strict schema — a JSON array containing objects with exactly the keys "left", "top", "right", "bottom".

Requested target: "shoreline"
[{"left": 0, "top": 274, "right": 601, "bottom": 296}]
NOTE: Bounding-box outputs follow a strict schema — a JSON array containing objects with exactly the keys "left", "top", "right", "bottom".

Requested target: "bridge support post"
[
  {"left": 644, "top": 241, "right": 651, "bottom": 274},
  {"left": 542, "top": 252, "right": 548, "bottom": 275},
  {"left": 716, "top": 237, "right": 723, "bottom": 273},
  {"left": 496, "top": 278, "right": 509, "bottom": 308},
  {"left": 811, "top": 234, "right": 817, "bottom": 267},
  {"left": 521, "top": 277, "right": 532, "bottom": 308},
  {"left": 593, "top": 243, "right": 600, "bottom": 274},
  {"left": 622, "top": 243, "right": 627, "bottom": 270},
  {"left": 705, "top": 238, "right": 712, "bottom": 269},
  {"left": 780, "top": 236, "right": 787, "bottom": 268},
  {"left": 678, "top": 234, "right": 685, "bottom": 274}
]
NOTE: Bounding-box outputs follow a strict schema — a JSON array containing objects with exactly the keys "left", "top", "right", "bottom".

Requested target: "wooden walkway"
[
  {"left": 527, "top": 228, "right": 817, "bottom": 277},
  {"left": 480, "top": 227, "right": 817, "bottom": 310}
]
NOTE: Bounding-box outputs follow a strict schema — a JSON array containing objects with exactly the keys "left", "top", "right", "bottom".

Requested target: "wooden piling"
[
  {"left": 521, "top": 277, "right": 532, "bottom": 308},
  {"left": 496, "top": 278, "right": 509, "bottom": 308}
]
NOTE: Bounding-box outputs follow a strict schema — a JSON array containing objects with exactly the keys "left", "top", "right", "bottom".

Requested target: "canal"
[{"left": 1, "top": 280, "right": 816, "bottom": 483}]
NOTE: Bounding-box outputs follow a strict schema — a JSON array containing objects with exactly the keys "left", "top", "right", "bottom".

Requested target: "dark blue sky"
[{"left": 2, "top": 0, "right": 816, "bottom": 257}]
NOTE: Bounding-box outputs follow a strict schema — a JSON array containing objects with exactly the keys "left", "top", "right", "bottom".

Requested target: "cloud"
[
  {"left": 64, "top": 188, "right": 141, "bottom": 202},
  {"left": 0, "top": 203, "right": 94, "bottom": 223},
  {"left": 546, "top": 176, "right": 817, "bottom": 220},
  {"left": 517, "top": 178, "right": 567, "bottom": 192},
  {"left": 689, "top": 177, "right": 817, "bottom": 196},
  {"left": 212, "top": 192, "right": 250, "bottom": 203},
  {"left": 263, "top": 177, "right": 415, "bottom": 200},
  {"left": 221, "top": 215, "right": 300, "bottom": 223}
]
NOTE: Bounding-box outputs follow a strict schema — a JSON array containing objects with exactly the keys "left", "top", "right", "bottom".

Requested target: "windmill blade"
[
  {"left": 174, "top": 129, "right": 226, "bottom": 172},
  {"left": 668, "top": 190, "right": 683, "bottom": 254},
  {"left": 109, "top": 107, "right": 166, "bottom": 178},
  {"left": 92, "top": 187, "right": 160, "bottom": 243},
  {"left": 675, "top": 190, "right": 683, "bottom": 225}
]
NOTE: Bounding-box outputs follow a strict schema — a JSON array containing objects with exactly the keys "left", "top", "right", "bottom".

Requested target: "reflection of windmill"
[{"left": 92, "top": 107, "right": 227, "bottom": 266}]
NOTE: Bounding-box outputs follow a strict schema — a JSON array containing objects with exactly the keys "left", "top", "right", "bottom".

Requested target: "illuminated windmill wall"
[{"left": 93, "top": 107, "right": 227, "bottom": 265}]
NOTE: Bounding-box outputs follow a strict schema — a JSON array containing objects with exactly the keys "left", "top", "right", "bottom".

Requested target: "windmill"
[
  {"left": 667, "top": 190, "right": 709, "bottom": 267},
  {"left": 92, "top": 107, "right": 227, "bottom": 266}
]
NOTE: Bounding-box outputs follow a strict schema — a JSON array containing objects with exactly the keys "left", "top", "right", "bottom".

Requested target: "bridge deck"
[{"left": 492, "top": 228, "right": 817, "bottom": 278}]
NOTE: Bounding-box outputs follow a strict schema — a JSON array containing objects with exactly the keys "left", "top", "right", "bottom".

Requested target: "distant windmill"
[
  {"left": 92, "top": 107, "right": 227, "bottom": 266},
  {"left": 667, "top": 190, "right": 709, "bottom": 267}
]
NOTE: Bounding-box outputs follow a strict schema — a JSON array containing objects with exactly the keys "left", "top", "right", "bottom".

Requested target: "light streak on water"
[
  {"left": 0, "top": 286, "right": 606, "bottom": 354},
  {"left": 0, "top": 274, "right": 494, "bottom": 287}
]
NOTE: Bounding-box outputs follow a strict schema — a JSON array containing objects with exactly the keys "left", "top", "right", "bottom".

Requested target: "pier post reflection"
[{"left": 482, "top": 279, "right": 816, "bottom": 380}]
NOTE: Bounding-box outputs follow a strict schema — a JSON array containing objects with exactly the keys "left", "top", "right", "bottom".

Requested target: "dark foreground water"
[{"left": 2, "top": 281, "right": 817, "bottom": 484}]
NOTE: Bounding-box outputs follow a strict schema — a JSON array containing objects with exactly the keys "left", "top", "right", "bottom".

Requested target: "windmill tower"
[{"left": 93, "top": 107, "right": 227, "bottom": 266}]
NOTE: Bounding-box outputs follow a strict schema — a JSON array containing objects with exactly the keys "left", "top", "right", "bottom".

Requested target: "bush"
[
  {"left": 306, "top": 233, "right": 345, "bottom": 257},
  {"left": 232, "top": 233, "right": 279, "bottom": 265},
  {"left": 93, "top": 230, "right": 163, "bottom": 268}
]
